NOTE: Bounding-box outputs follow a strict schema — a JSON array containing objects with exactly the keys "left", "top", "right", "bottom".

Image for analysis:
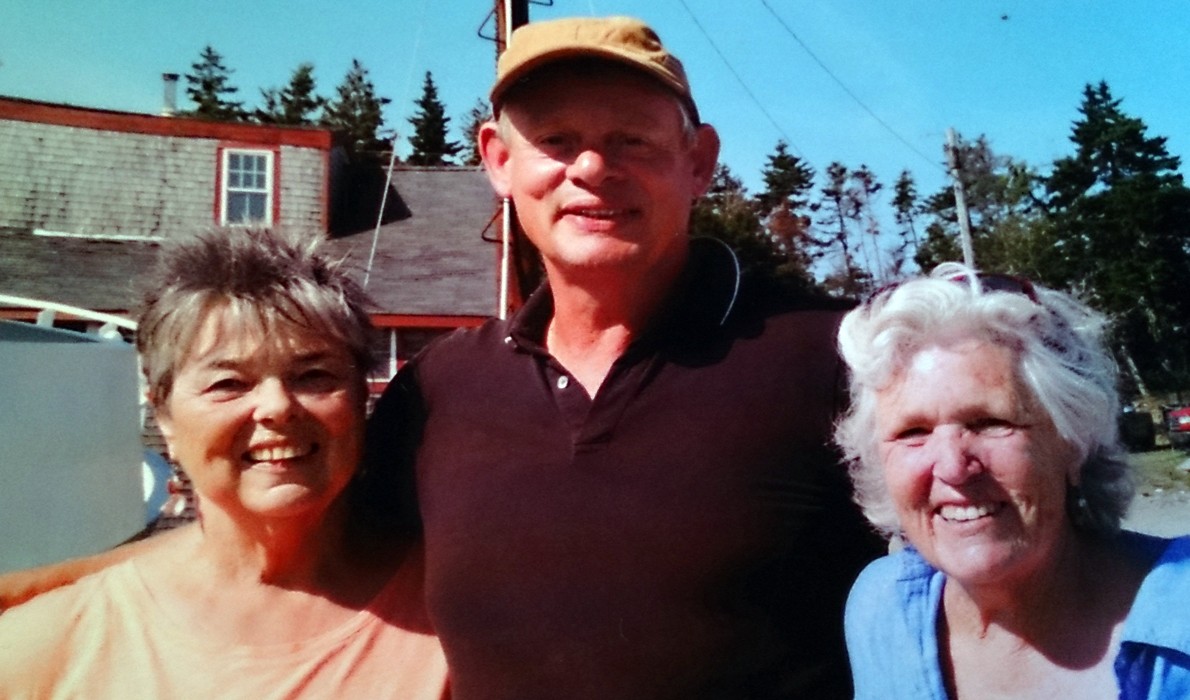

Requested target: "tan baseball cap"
[{"left": 490, "top": 16, "right": 699, "bottom": 122}]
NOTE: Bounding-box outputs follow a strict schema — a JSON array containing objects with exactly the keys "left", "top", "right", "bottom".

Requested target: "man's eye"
[{"left": 536, "top": 134, "right": 571, "bottom": 150}]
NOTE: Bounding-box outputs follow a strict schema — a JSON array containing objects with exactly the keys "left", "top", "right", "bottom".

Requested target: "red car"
[{"left": 1168, "top": 405, "right": 1190, "bottom": 451}]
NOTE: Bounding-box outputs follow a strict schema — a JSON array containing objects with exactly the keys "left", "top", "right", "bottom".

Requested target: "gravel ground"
[{"left": 1124, "top": 454, "right": 1190, "bottom": 538}]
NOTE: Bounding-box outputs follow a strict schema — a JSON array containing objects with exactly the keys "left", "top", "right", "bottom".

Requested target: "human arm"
[{"left": 0, "top": 524, "right": 191, "bottom": 611}]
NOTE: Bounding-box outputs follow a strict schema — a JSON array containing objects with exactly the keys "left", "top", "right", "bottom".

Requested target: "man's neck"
[{"left": 543, "top": 253, "right": 686, "bottom": 395}]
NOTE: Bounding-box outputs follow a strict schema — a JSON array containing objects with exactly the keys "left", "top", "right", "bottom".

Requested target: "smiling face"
[
  {"left": 156, "top": 305, "right": 366, "bottom": 524},
  {"left": 874, "top": 339, "right": 1079, "bottom": 589},
  {"left": 480, "top": 64, "right": 718, "bottom": 282}
]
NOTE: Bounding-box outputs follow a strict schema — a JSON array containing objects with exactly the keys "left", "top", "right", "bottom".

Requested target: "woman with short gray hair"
[{"left": 836, "top": 263, "right": 1190, "bottom": 699}]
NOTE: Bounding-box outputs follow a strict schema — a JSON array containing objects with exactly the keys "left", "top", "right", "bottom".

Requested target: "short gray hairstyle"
[
  {"left": 137, "top": 228, "right": 376, "bottom": 406},
  {"left": 834, "top": 262, "right": 1134, "bottom": 539}
]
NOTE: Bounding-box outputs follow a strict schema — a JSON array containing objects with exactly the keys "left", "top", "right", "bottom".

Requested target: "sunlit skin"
[
  {"left": 479, "top": 67, "right": 719, "bottom": 289},
  {"left": 874, "top": 339, "right": 1082, "bottom": 593},
  {"left": 157, "top": 307, "right": 366, "bottom": 527}
]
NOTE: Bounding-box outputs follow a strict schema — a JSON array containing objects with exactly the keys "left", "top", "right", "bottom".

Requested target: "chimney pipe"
[{"left": 161, "top": 73, "right": 179, "bottom": 116}]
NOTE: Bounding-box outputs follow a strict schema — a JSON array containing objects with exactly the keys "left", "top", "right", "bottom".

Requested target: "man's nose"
[{"left": 568, "top": 148, "right": 611, "bottom": 185}]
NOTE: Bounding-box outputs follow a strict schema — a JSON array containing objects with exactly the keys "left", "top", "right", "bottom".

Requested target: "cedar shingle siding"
[{"left": 0, "top": 97, "right": 329, "bottom": 239}]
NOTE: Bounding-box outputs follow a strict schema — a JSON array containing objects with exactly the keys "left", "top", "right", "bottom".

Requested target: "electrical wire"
[
  {"left": 757, "top": 0, "right": 946, "bottom": 174},
  {"left": 673, "top": 0, "right": 804, "bottom": 156}
]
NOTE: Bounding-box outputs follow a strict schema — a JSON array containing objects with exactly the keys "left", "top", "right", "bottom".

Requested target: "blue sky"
[{"left": 3, "top": 1, "right": 1188, "bottom": 201}]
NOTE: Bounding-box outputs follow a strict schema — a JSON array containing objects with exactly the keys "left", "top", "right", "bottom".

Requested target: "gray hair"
[
  {"left": 137, "top": 228, "right": 376, "bottom": 406},
  {"left": 834, "top": 262, "right": 1134, "bottom": 539}
]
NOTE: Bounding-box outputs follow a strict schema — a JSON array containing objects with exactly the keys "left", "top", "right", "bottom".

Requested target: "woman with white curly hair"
[{"left": 836, "top": 263, "right": 1190, "bottom": 699}]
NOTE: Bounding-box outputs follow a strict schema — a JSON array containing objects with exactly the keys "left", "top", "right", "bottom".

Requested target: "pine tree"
[
  {"left": 915, "top": 134, "right": 1046, "bottom": 276},
  {"left": 406, "top": 72, "right": 463, "bottom": 166},
  {"left": 689, "top": 164, "right": 818, "bottom": 295},
  {"left": 184, "top": 45, "right": 247, "bottom": 121},
  {"left": 322, "top": 59, "right": 392, "bottom": 162},
  {"left": 889, "top": 170, "right": 920, "bottom": 276},
  {"left": 755, "top": 141, "right": 815, "bottom": 216},
  {"left": 1044, "top": 82, "right": 1190, "bottom": 393},
  {"left": 458, "top": 99, "right": 491, "bottom": 167},
  {"left": 256, "top": 63, "right": 325, "bottom": 125}
]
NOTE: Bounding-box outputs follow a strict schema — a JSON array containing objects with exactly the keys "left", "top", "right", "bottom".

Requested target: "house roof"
[
  {"left": 0, "top": 228, "right": 159, "bottom": 313},
  {"left": 0, "top": 168, "right": 502, "bottom": 322},
  {"left": 0, "top": 96, "right": 333, "bottom": 150},
  {"left": 325, "top": 167, "right": 502, "bottom": 319}
]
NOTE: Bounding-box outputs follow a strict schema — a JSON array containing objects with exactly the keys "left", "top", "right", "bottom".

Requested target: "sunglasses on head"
[{"left": 869, "top": 271, "right": 1039, "bottom": 305}]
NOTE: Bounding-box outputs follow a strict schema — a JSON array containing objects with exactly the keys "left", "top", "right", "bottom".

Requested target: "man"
[{"left": 367, "top": 16, "right": 882, "bottom": 699}]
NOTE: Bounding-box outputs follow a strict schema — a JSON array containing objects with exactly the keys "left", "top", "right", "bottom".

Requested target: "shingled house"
[{"left": 0, "top": 95, "right": 502, "bottom": 379}]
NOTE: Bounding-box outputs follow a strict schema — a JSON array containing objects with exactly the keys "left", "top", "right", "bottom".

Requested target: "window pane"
[
  {"left": 227, "top": 192, "right": 248, "bottom": 223},
  {"left": 247, "top": 193, "right": 266, "bottom": 221}
]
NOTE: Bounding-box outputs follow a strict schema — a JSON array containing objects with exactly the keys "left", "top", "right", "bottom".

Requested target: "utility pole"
[
  {"left": 494, "top": 0, "right": 535, "bottom": 318},
  {"left": 945, "top": 127, "right": 976, "bottom": 268}
]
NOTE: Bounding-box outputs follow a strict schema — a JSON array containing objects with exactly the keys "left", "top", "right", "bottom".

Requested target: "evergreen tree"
[
  {"left": 459, "top": 98, "right": 491, "bottom": 167},
  {"left": 406, "top": 72, "right": 463, "bottom": 166},
  {"left": 916, "top": 134, "right": 1046, "bottom": 276},
  {"left": 755, "top": 141, "right": 815, "bottom": 216},
  {"left": 184, "top": 45, "right": 247, "bottom": 121},
  {"left": 890, "top": 170, "right": 920, "bottom": 277},
  {"left": 816, "top": 162, "right": 862, "bottom": 296},
  {"left": 322, "top": 59, "right": 392, "bottom": 162},
  {"left": 1043, "top": 82, "right": 1190, "bottom": 393},
  {"left": 849, "top": 165, "right": 885, "bottom": 283},
  {"left": 689, "top": 164, "right": 816, "bottom": 295},
  {"left": 256, "top": 63, "right": 325, "bottom": 125}
]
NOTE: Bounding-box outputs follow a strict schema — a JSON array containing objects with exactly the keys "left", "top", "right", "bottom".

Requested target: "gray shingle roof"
[
  {"left": 325, "top": 167, "right": 502, "bottom": 318},
  {"left": 1, "top": 168, "right": 502, "bottom": 320},
  {"left": 0, "top": 228, "right": 159, "bottom": 312}
]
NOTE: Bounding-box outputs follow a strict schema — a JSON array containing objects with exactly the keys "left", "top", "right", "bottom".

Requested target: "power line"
[
  {"left": 674, "top": 0, "right": 804, "bottom": 157},
  {"left": 757, "top": 0, "right": 946, "bottom": 174}
]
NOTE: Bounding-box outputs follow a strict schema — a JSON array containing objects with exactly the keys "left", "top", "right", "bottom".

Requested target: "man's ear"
[
  {"left": 689, "top": 124, "right": 721, "bottom": 198},
  {"left": 479, "top": 120, "right": 513, "bottom": 198}
]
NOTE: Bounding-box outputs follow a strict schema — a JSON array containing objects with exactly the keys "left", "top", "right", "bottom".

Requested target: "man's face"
[{"left": 480, "top": 67, "right": 719, "bottom": 281}]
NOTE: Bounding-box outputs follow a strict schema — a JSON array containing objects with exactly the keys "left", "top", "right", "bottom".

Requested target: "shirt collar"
[
  {"left": 505, "top": 237, "right": 742, "bottom": 355},
  {"left": 1120, "top": 533, "right": 1190, "bottom": 654}
]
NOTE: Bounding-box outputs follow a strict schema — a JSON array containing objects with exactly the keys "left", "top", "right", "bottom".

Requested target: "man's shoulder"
[{"left": 415, "top": 317, "right": 513, "bottom": 366}]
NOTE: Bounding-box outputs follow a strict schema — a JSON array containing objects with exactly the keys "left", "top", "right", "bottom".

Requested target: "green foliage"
[
  {"left": 184, "top": 45, "right": 247, "bottom": 121},
  {"left": 915, "top": 134, "right": 1047, "bottom": 276},
  {"left": 406, "top": 72, "right": 463, "bottom": 166},
  {"left": 255, "top": 63, "right": 325, "bottom": 125},
  {"left": 1042, "top": 82, "right": 1190, "bottom": 394},
  {"left": 322, "top": 59, "right": 392, "bottom": 163},
  {"left": 756, "top": 140, "right": 815, "bottom": 216},
  {"left": 690, "top": 164, "right": 817, "bottom": 295},
  {"left": 458, "top": 98, "right": 491, "bottom": 167},
  {"left": 815, "top": 162, "right": 893, "bottom": 296}
]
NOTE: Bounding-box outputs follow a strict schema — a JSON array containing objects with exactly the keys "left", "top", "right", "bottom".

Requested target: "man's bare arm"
[{"left": 0, "top": 524, "right": 193, "bottom": 611}]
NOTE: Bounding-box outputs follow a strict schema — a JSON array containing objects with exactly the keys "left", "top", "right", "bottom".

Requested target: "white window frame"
[{"left": 220, "top": 148, "right": 275, "bottom": 226}]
